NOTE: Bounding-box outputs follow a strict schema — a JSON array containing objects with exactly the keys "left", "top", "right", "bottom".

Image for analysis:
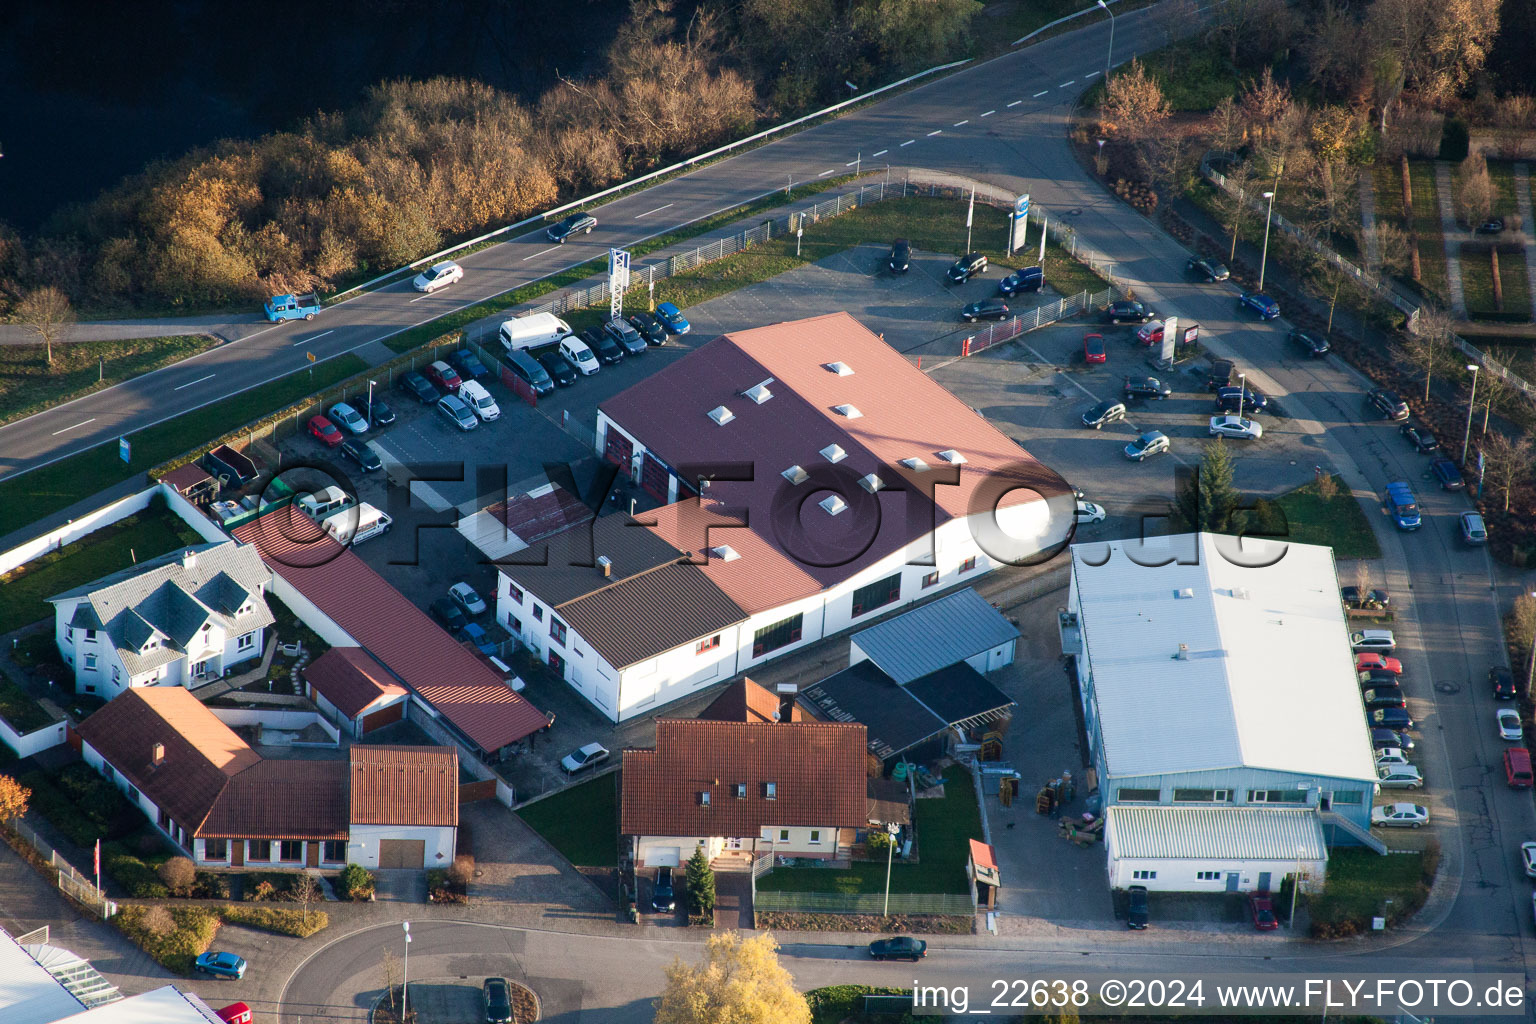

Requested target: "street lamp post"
[
  {"left": 1237, "top": 371, "right": 1246, "bottom": 421},
  {"left": 882, "top": 823, "right": 901, "bottom": 917},
  {"left": 401, "top": 921, "right": 411, "bottom": 1021},
  {"left": 367, "top": 379, "right": 377, "bottom": 420},
  {"left": 1289, "top": 846, "right": 1302, "bottom": 929},
  {"left": 1461, "top": 364, "right": 1480, "bottom": 467},
  {"left": 1095, "top": 138, "right": 1107, "bottom": 176},
  {"left": 1258, "top": 191, "right": 1276, "bottom": 293},
  {"left": 1096, "top": 0, "right": 1116, "bottom": 77}
]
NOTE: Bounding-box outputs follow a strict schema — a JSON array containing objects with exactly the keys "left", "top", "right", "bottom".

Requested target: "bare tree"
[
  {"left": 14, "top": 286, "right": 74, "bottom": 368},
  {"left": 1361, "top": 221, "right": 1413, "bottom": 277},
  {"left": 1353, "top": 561, "right": 1373, "bottom": 596},
  {"left": 380, "top": 946, "right": 400, "bottom": 1012},
  {"left": 1475, "top": 349, "right": 1521, "bottom": 433},
  {"left": 1207, "top": 96, "right": 1247, "bottom": 155},
  {"left": 1456, "top": 152, "right": 1496, "bottom": 226},
  {"left": 290, "top": 872, "right": 320, "bottom": 927},
  {"left": 1481, "top": 430, "right": 1533, "bottom": 511},
  {"left": 1212, "top": 160, "right": 1259, "bottom": 262},
  {"left": 1406, "top": 308, "right": 1457, "bottom": 402}
]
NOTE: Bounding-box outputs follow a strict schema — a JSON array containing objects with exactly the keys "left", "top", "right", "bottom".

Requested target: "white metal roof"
[
  {"left": 1107, "top": 806, "right": 1327, "bottom": 860},
  {"left": 60, "top": 986, "right": 224, "bottom": 1023},
  {"left": 0, "top": 933, "right": 85, "bottom": 1024},
  {"left": 1071, "top": 533, "right": 1377, "bottom": 782},
  {"left": 851, "top": 587, "right": 1020, "bottom": 684}
]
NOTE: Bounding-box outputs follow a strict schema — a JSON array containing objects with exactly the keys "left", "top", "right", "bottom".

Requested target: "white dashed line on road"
[
  {"left": 51, "top": 418, "right": 95, "bottom": 436},
  {"left": 818, "top": 169, "right": 836, "bottom": 177},
  {"left": 1033, "top": 90, "right": 1049, "bottom": 97},
  {"left": 872, "top": 149, "right": 888, "bottom": 157},
  {"left": 980, "top": 110, "right": 995, "bottom": 117},
  {"left": 174, "top": 374, "right": 216, "bottom": 391},
  {"left": 926, "top": 130, "right": 942, "bottom": 136},
  {"left": 900, "top": 139, "right": 916, "bottom": 146},
  {"left": 521, "top": 246, "right": 561, "bottom": 261},
  {"left": 1085, "top": 71, "right": 1100, "bottom": 78},
  {"left": 634, "top": 203, "right": 673, "bottom": 219},
  {"left": 1007, "top": 100, "right": 1023, "bottom": 107},
  {"left": 845, "top": 159, "right": 860, "bottom": 166},
  {"left": 953, "top": 119, "right": 968, "bottom": 126},
  {"left": 408, "top": 293, "right": 432, "bottom": 303},
  {"left": 1059, "top": 80, "right": 1076, "bottom": 88},
  {"left": 294, "top": 330, "right": 334, "bottom": 345}
]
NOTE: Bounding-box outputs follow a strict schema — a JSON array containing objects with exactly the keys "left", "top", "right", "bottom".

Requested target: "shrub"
[
  {"left": 101, "top": 841, "right": 169, "bottom": 898},
  {"left": 338, "top": 862, "right": 375, "bottom": 901},
  {"left": 220, "top": 904, "right": 328, "bottom": 938},
  {"left": 246, "top": 880, "right": 277, "bottom": 903},
  {"left": 158, "top": 856, "right": 197, "bottom": 895},
  {"left": 192, "top": 872, "right": 231, "bottom": 900},
  {"left": 448, "top": 853, "right": 475, "bottom": 886},
  {"left": 139, "top": 905, "right": 176, "bottom": 938},
  {"left": 113, "top": 904, "right": 219, "bottom": 974}
]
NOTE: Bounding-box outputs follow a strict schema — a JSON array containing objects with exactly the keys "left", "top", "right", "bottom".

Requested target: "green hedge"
[
  {"left": 221, "top": 904, "right": 328, "bottom": 937},
  {"left": 102, "top": 841, "right": 170, "bottom": 898},
  {"left": 113, "top": 904, "right": 219, "bottom": 974}
]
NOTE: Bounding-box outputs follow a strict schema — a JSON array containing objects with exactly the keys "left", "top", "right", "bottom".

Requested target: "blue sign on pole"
[
  {"left": 119, "top": 437, "right": 130, "bottom": 464},
  {"left": 1015, "top": 193, "right": 1030, "bottom": 218}
]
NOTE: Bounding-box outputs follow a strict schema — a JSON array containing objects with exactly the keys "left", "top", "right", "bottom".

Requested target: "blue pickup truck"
[
  {"left": 1385, "top": 482, "right": 1421, "bottom": 530},
  {"left": 263, "top": 292, "right": 322, "bottom": 323}
]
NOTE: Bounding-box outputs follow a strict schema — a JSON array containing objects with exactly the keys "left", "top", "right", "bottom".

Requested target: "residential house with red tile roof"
[
  {"left": 76, "top": 687, "right": 456, "bottom": 870},
  {"left": 480, "top": 312, "right": 1072, "bottom": 722}
]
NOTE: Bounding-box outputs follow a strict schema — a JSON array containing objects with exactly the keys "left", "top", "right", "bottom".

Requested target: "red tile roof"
[
  {"left": 304, "top": 647, "right": 408, "bottom": 720},
  {"left": 697, "top": 678, "right": 802, "bottom": 723},
  {"left": 232, "top": 516, "right": 548, "bottom": 750},
  {"left": 349, "top": 746, "right": 458, "bottom": 828},
  {"left": 620, "top": 718, "right": 867, "bottom": 838},
  {"left": 201, "top": 760, "right": 350, "bottom": 840}
]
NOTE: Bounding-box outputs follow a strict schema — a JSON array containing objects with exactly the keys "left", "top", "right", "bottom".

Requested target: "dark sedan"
[
  {"left": 947, "top": 252, "right": 988, "bottom": 283},
  {"left": 1372, "top": 726, "right": 1415, "bottom": 751},
  {"left": 1215, "top": 386, "right": 1268, "bottom": 414},
  {"left": 355, "top": 395, "right": 396, "bottom": 425},
  {"left": 450, "top": 348, "right": 490, "bottom": 380},
  {"left": 628, "top": 312, "right": 668, "bottom": 345},
  {"left": 340, "top": 439, "right": 382, "bottom": 473},
  {"left": 430, "top": 597, "right": 468, "bottom": 635},
  {"left": 547, "top": 211, "right": 596, "bottom": 242},
  {"left": 1124, "top": 376, "right": 1172, "bottom": 400},
  {"left": 1362, "top": 687, "right": 1407, "bottom": 709},
  {"left": 537, "top": 350, "right": 578, "bottom": 386},
  {"left": 999, "top": 266, "right": 1043, "bottom": 295},
  {"left": 1371, "top": 707, "right": 1415, "bottom": 731},
  {"left": 1492, "top": 666, "right": 1518, "bottom": 700},
  {"left": 1431, "top": 458, "right": 1465, "bottom": 490},
  {"left": 1127, "top": 885, "right": 1150, "bottom": 929},
  {"left": 581, "top": 327, "right": 625, "bottom": 366},
  {"left": 1187, "top": 256, "right": 1230, "bottom": 282},
  {"left": 1104, "top": 299, "right": 1154, "bottom": 324},
  {"left": 1289, "top": 330, "right": 1330, "bottom": 357},
  {"left": 396, "top": 370, "right": 437, "bottom": 404},
  {"left": 962, "top": 298, "right": 1009, "bottom": 322},
  {"left": 869, "top": 936, "right": 927, "bottom": 961},
  {"left": 889, "top": 238, "right": 911, "bottom": 273},
  {"left": 1400, "top": 423, "right": 1439, "bottom": 453},
  {"left": 1367, "top": 388, "right": 1410, "bottom": 421}
]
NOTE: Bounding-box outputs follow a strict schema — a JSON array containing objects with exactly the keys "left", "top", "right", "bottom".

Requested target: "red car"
[
  {"left": 1249, "top": 893, "right": 1279, "bottom": 931},
  {"left": 1135, "top": 320, "right": 1165, "bottom": 346},
  {"left": 1083, "top": 333, "right": 1107, "bottom": 364},
  {"left": 425, "top": 359, "right": 462, "bottom": 393},
  {"left": 1356, "top": 652, "right": 1404, "bottom": 675},
  {"left": 307, "top": 414, "right": 343, "bottom": 447}
]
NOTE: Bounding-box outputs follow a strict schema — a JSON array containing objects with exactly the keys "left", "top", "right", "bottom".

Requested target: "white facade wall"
[
  {"left": 0, "top": 487, "right": 158, "bottom": 576},
  {"left": 0, "top": 712, "right": 66, "bottom": 758},
  {"left": 634, "top": 826, "right": 847, "bottom": 867},
  {"left": 208, "top": 707, "right": 340, "bottom": 745},
  {"left": 1106, "top": 853, "right": 1327, "bottom": 894},
  {"left": 55, "top": 602, "right": 264, "bottom": 697},
  {"left": 349, "top": 823, "right": 456, "bottom": 869}
]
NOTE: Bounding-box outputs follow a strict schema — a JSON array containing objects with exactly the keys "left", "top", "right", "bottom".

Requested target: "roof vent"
[
  {"left": 899, "top": 457, "right": 930, "bottom": 472},
  {"left": 937, "top": 449, "right": 967, "bottom": 464},
  {"left": 833, "top": 403, "right": 863, "bottom": 419},
  {"left": 825, "top": 361, "right": 854, "bottom": 376},
  {"left": 782, "top": 465, "right": 809, "bottom": 485},
  {"left": 1174, "top": 588, "right": 1194, "bottom": 599},
  {"left": 1174, "top": 643, "right": 1190, "bottom": 660},
  {"left": 1233, "top": 587, "right": 1251, "bottom": 600},
  {"left": 819, "top": 494, "right": 848, "bottom": 516},
  {"left": 858, "top": 473, "right": 883, "bottom": 493},
  {"left": 707, "top": 405, "right": 735, "bottom": 426},
  {"left": 598, "top": 555, "right": 613, "bottom": 578},
  {"left": 820, "top": 444, "right": 846, "bottom": 464},
  {"left": 708, "top": 545, "right": 741, "bottom": 562},
  {"left": 743, "top": 383, "right": 774, "bottom": 404}
]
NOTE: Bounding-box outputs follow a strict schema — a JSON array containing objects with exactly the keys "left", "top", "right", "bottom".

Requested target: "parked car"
[
  {"left": 425, "top": 360, "right": 463, "bottom": 394},
  {"left": 561, "top": 742, "right": 611, "bottom": 774},
  {"left": 1400, "top": 423, "right": 1439, "bottom": 453},
  {"left": 1124, "top": 431, "right": 1170, "bottom": 461},
  {"left": 605, "top": 317, "right": 648, "bottom": 355},
  {"left": 1477, "top": 217, "right": 1506, "bottom": 235},
  {"left": 1209, "top": 415, "right": 1263, "bottom": 440},
  {"left": 1341, "top": 586, "right": 1390, "bottom": 610},
  {"left": 1430, "top": 458, "right": 1465, "bottom": 491},
  {"left": 1371, "top": 803, "right": 1429, "bottom": 828},
  {"left": 328, "top": 402, "right": 368, "bottom": 435},
  {"left": 654, "top": 302, "right": 692, "bottom": 334},
  {"left": 947, "top": 252, "right": 988, "bottom": 283},
  {"left": 307, "top": 414, "right": 344, "bottom": 448},
  {"left": 1249, "top": 893, "right": 1278, "bottom": 930},
  {"left": 1375, "top": 747, "right": 1412, "bottom": 767},
  {"left": 340, "top": 438, "right": 381, "bottom": 473},
  {"left": 998, "top": 266, "right": 1043, "bottom": 295},
  {"left": 581, "top": 326, "right": 625, "bottom": 366},
  {"left": 459, "top": 380, "right": 501, "bottom": 421},
  {"left": 628, "top": 312, "right": 668, "bottom": 345},
  {"left": 430, "top": 597, "right": 468, "bottom": 634},
  {"left": 1362, "top": 687, "right": 1407, "bottom": 709},
  {"left": 652, "top": 866, "right": 677, "bottom": 912},
  {"left": 459, "top": 622, "right": 497, "bottom": 656},
  {"left": 1367, "top": 387, "right": 1410, "bottom": 421},
  {"left": 1187, "top": 256, "right": 1230, "bottom": 282},
  {"left": 1356, "top": 652, "right": 1403, "bottom": 674},
  {"left": 1214, "top": 386, "right": 1268, "bottom": 414},
  {"left": 1370, "top": 707, "right": 1415, "bottom": 730},
  {"left": 1372, "top": 727, "right": 1415, "bottom": 751},
  {"left": 412, "top": 260, "right": 463, "bottom": 293},
  {"left": 194, "top": 952, "right": 247, "bottom": 980},
  {"left": 357, "top": 395, "right": 395, "bottom": 425},
  {"left": 450, "top": 348, "right": 490, "bottom": 380},
  {"left": 1126, "top": 885, "right": 1150, "bottom": 929},
  {"left": 449, "top": 582, "right": 488, "bottom": 617},
  {"left": 1135, "top": 320, "right": 1167, "bottom": 346},
  {"left": 1499, "top": 707, "right": 1525, "bottom": 741},
  {"left": 1358, "top": 668, "right": 1401, "bottom": 689},
  {"left": 1082, "top": 400, "right": 1127, "bottom": 429},
  {"left": 1205, "top": 359, "right": 1236, "bottom": 391},
  {"left": 396, "top": 370, "right": 437, "bottom": 404},
  {"left": 483, "top": 977, "right": 513, "bottom": 1024},
  {"left": 1124, "top": 376, "right": 1172, "bottom": 400},
  {"left": 1083, "top": 333, "right": 1107, "bottom": 363},
  {"left": 1237, "top": 292, "right": 1280, "bottom": 319},
  {"left": 1288, "top": 329, "right": 1330, "bottom": 357},
  {"left": 869, "top": 936, "right": 928, "bottom": 960},
  {"left": 560, "top": 336, "right": 601, "bottom": 375},
  {"left": 547, "top": 211, "right": 596, "bottom": 242},
  {"left": 1351, "top": 629, "right": 1396, "bottom": 653},
  {"left": 436, "top": 394, "right": 479, "bottom": 431},
  {"left": 1104, "top": 299, "right": 1153, "bottom": 324},
  {"left": 888, "top": 238, "right": 911, "bottom": 273},
  {"left": 538, "top": 350, "right": 578, "bottom": 386},
  {"left": 1461, "top": 511, "right": 1489, "bottom": 544},
  {"left": 962, "top": 297, "right": 1010, "bottom": 322},
  {"left": 1492, "top": 666, "right": 1518, "bottom": 700},
  {"left": 1074, "top": 500, "right": 1107, "bottom": 524},
  {"left": 1522, "top": 841, "right": 1536, "bottom": 878}
]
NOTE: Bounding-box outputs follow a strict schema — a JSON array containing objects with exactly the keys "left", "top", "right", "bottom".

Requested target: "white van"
[
  {"left": 560, "top": 336, "right": 601, "bottom": 375},
  {"left": 297, "top": 485, "right": 352, "bottom": 520},
  {"left": 458, "top": 379, "right": 500, "bottom": 421},
  {"left": 499, "top": 312, "right": 572, "bottom": 352},
  {"left": 320, "top": 501, "right": 392, "bottom": 546}
]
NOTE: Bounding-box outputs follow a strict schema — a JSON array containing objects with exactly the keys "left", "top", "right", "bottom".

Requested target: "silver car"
[
  {"left": 1376, "top": 765, "right": 1423, "bottom": 789},
  {"left": 561, "top": 742, "right": 610, "bottom": 775},
  {"left": 436, "top": 394, "right": 478, "bottom": 431}
]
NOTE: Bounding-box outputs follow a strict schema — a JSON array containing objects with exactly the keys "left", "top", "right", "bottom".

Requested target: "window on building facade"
[
  {"left": 1132, "top": 870, "right": 1157, "bottom": 880},
  {"left": 84, "top": 654, "right": 97, "bottom": 670},
  {"left": 532, "top": 604, "right": 544, "bottom": 622},
  {"left": 280, "top": 840, "right": 303, "bottom": 861},
  {"left": 508, "top": 581, "right": 524, "bottom": 604},
  {"left": 84, "top": 628, "right": 96, "bottom": 641},
  {"left": 1172, "top": 788, "right": 1231, "bottom": 802},
  {"left": 159, "top": 809, "right": 172, "bottom": 830},
  {"left": 249, "top": 840, "right": 271, "bottom": 861},
  {"left": 809, "top": 830, "right": 821, "bottom": 844},
  {"left": 959, "top": 556, "right": 978, "bottom": 573},
  {"left": 1248, "top": 789, "right": 1308, "bottom": 803},
  {"left": 507, "top": 614, "right": 521, "bottom": 635},
  {"left": 1116, "top": 788, "right": 1160, "bottom": 802},
  {"left": 549, "top": 618, "right": 568, "bottom": 646},
  {"left": 850, "top": 572, "right": 902, "bottom": 617},
  {"left": 112, "top": 666, "right": 120, "bottom": 683},
  {"left": 1196, "top": 871, "right": 1221, "bottom": 881},
  {"left": 752, "top": 614, "right": 803, "bottom": 658},
  {"left": 921, "top": 571, "right": 939, "bottom": 589},
  {"left": 237, "top": 632, "right": 255, "bottom": 651},
  {"left": 778, "top": 829, "right": 790, "bottom": 841},
  {"left": 734, "top": 783, "right": 747, "bottom": 799},
  {"left": 697, "top": 635, "right": 720, "bottom": 654},
  {"left": 1331, "top": 790, "right": 1364, "bottom": 805},
  {"left": 205, "top": 838, "right": 228, "bottom": 860},
  {"left": 764, "top": 782, "right": 777, "bottom": 799},
  {"left": 548, "top": 651, "right": 565, "bottom": 674},
  {"left": 323, "top": 840, "right": 347, "bottom": 862}
]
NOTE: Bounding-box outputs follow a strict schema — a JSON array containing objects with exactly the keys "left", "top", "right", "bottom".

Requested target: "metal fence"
[
  {"left": 7, "top": 821, "right": 117, "bottom": 919},
  {"left": 753, "top": 890, "right": 975, "bottom": 916},
  {"left": 962, "top": 288, "right": 1115, "bottom": 356}
]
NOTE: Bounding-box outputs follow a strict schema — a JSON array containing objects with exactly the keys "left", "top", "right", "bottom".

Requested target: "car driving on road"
[
  {"left": 194, "top": 952, "right": 247, "bottom": 979},
  {"left": 1124, "top": 431, "right": 1170, "bottom": 461},
  {"left": 412, "top": 260, "right": 463, "bottom": 292},
  {"left": 547, "top": 211, "right": 596, "bottom": 242},
  {"left": 1289, "top": 329, "right": 1330, "bottom": 357},
  {"left": 869, "top": 936, "right": 927, "bottom": 960},
  {"left": 961, "top": 298, "right": 1009, "bottom": 322},
  {"left": 1187, "top": 256, "right": 1230, "bottom": 282}
]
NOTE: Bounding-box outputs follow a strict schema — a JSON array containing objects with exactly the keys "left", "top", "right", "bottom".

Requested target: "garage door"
[
  {"left": 360, "top": 702, "right": 403, "bottom": 734},
  {"left": 603, "top": 428, "right": 634, "bottom": 476},
  {"left": 378, "top": 839, "right": 425, "bottom": 869},
  {"left": 648, "top": 846, "right": 681, "bottom": 867},
  {"left": 640, "top": 453, "right": 670, "bottom": 501}
]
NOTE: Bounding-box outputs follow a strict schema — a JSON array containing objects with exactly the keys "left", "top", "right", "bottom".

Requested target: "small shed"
[
  {"left": 161, "top": 463, "right": 218, "bottom": 507},
  {"left": 969, "top": 838, "right": 1001, "bottom": 908},
  {"left": 849, "top": 587, "right": 1020, "bottom": 682},
  {"left": 303, "top": 648, "right": 409, "bottom": 737}
]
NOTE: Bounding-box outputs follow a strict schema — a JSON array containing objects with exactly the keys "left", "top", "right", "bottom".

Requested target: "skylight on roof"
[
  {"left": 709, "top": 545, "right": 741, "bottom": 562},
  {"left": 833, "top": 403, "right": 863, "bottom": 419},
  {"left": 782, "top": 465, "right": 809, "bottom": 485},
  {"left": 937, "top": 449, "right": 967, "bottom": 464},
  {"left": 858, "top": 473, "right": 882, "bottom": 493},
  {"left": 825, "top": 361, "right": 854, "bottom": 375},
  {"left": 708, "top": 405, "right": 735, "bottom": 426},
  {"left": 820, "top": 494, "right": 848, "bottom": 516},
  {"left": 744, "top": 383, "right": 773, "bottom": 404},
  {"left": 820, "top": 444, "right": 846, "bottom": 464},
  {"left": 899, "top": 457, "right": 930, "bottom": 472}
]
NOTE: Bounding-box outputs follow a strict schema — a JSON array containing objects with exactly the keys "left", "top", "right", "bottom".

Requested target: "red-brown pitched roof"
[
  {"left": 349, "top": 746, "right": 458, "bottom": 828},
  {"left": 697, "top": 678, "right": 803, "bottom": 723},
  {"left": 232, "top": 516, "right": 548, "bottom": 750},
  {"left": 201, "top": 760, "right": 350, "bottom": 840},
  {"left": 304, "top": 647, "right": 408, "bottom": 720},
  {"left": 620, "top": 718, "right": 867, "bottom": 838}
]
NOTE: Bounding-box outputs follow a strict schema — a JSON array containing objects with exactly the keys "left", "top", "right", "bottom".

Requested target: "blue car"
[
  {"left": 654, "top": 302, "right": 691, "bottom": 334},
  {"left": 460, "top": 622, "right": 497, "bottom": 656},
  {"left": 998, "top": 266, "right": 1043, "bottom": 296},
  {"left": 194, "top": 952, "right": 247, "bottom": 979},
  {"left": 1237, "top": 292, "right": 1280, "bottom": 320}
]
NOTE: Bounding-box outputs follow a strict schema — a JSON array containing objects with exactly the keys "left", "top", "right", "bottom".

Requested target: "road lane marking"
[
  {"left": 1033, "top": 90, "right": 1049, "bottom": 97},
  {"left": 926, "top": 130, "right": 942, "bottom": 136},
  {"left": 51, "top": 418, "right": 95, "bottom": 436},
  {"left": 980, "top": 110, "right": 995, "bottom": 117},
  {"left": 872, "top": 149, "right": 888, "bottom": 157},
  {"left": 846, "top": 159, "right": 860, "bottom": 166},
  {"left": 953, "top": 119, "right": 968, "bottom": 126},
  {"left": 634, "top": 203, "right": 673, "bottom": 219},
  {"left": 1059, "top": 80, "right": 1076, "bottom": 87},
  {"left": 818, "top": 168, "right": 836, "bottom": 177},
  {"left": 1085, "top": 71, "right": 1100, "bottom": 78},
  {"left": 1007, "top": 100, "right": 1022, "bottom": 107},
  {"left": 294, "top": 330, "right": 335, "bottom": 345},
  {"left": 521, "top": 245, "right": 561, "bottom": 261},
  {"left": 174, "top": 374, "right": 216, "bottom": 391},
  {"left": 900, "top": 139, "right": 916, "bottom": 146}
]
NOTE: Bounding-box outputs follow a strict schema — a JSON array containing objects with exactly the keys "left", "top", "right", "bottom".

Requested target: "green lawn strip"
[
  {"left": 1273, "top": 474, "right": 1383, "bottom": 560},
  {"left": 0, "top": 355, "right": 366, "bottom": 530},
  {"left": 516, "top": 773, "right": 618, "bottom": 867},
  {"left": 756, "top": 766, "right": 979, "bottom": 896},
  {"left": 113, "top": 904, "right": 221, "bottom": 974},
  {"left": 1461, "top": 245, "right": 1499, "bottom": 316},
  {"left": 806, "top": 986, "right": 910, "bottom": 1024},
  {"left": 1498, "top": 249, "right": 1532, "bottom": 319},
  {"left": 1486, "top": 160, "right": 1518, "bottom": 221},
  {"left": 1406, "top": 160, "right": 1449, "bottom": 302},
  {"left": 1371, "top": 162, "right": 1405, "bottom": 224},
  {"left": 1308, "top": 847, "right": 1429, "bottom": 935},
  {"left": 0, "top": 335, "right": 217, "bottom": 427},
  {"left": 0, "top": 500, "right": 204, "bottom": 634}
]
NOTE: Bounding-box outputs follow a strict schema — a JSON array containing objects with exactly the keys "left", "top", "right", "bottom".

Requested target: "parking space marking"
[
  {"left": 926, "top": 129, "right": 942, "bottom": 136},
  {"left": 1033, "top": 90, "right": 1049, "bottom": 97},
  {"left": 953, "top": 119, "right": 968, "bottom": 126},
  {"left": 521, "top": 245, "right": 561, "bottom": 261},
  {"left": 294, "top": 330, "right": 334, "bottom": 346},
  {"left": 980, "top": 110, "right": 995, "bottom": 117},
  {"left": 818, "top": 168, "right": 836, "bottom": 177},
  {"left": 173, "top": 374, "right": 215, "bottom": 391},
  {"left": 633, "top": 203, "right": 673, "bottom": 219},
  {"left": 900, "top": 139, "right": 916, "bottom": 147},
  {"left": 872, "top": 149, "right": 888, "bottom": 157},
  {"left": 51, "top": 418, "right": 95, "bottom": 436},
  {"left": 1007, "top": 100, "right": 1023, "bottom": 107}
]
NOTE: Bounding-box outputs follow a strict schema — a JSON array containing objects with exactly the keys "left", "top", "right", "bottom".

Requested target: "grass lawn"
[
  {"left": 1487, "top": 160, "right": 1519, "bottom": 222},
  {"left": 1498, "top": 249, "right": 1533, "bottom": 320},
  {"left": 1461, "top": 245, "right": 1499, "bottom": 316},
  {"left": 0, "top": 354, "right": 366, "bottom": 533},
  {"left": 1308, "top": 847, "right": 1428, "bottom": 933},
  {"left": 1273, "top": 474, "right": 1383, "bottom": 560},
  {"left": 756, "top": 766, "right": 979, "bottom": 896},
  {"left": 516, "top": 773, "right": 619, "bottom": 867},
  {"left": 1406, "top": 160, "right": 1450, "bottom": 304},
  {"left": 0, "top": 335, "right": 216, "bottom": 426},
  {"left": 0, "top": 500, "right": 205, "bottom": 634}
]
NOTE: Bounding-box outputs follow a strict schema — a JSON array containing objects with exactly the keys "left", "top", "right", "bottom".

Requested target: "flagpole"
[{"left": 966, "top": 188, "right": 976, "bottom": 252}]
